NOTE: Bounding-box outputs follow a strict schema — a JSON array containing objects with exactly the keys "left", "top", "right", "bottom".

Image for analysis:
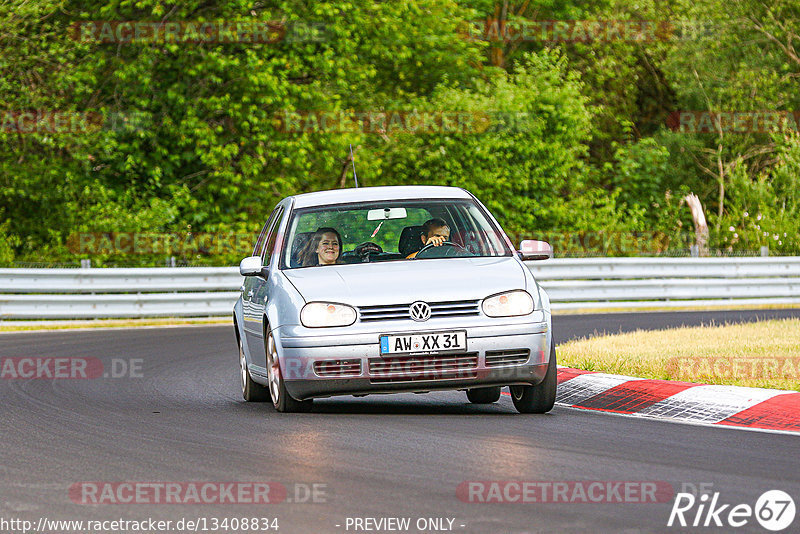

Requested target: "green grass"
[{"left": 558, "top": 318, "right": 800, "bottom": 391}]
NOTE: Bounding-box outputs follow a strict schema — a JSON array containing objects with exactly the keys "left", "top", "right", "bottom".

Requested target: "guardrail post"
[
  {"left": 80, "top": 259, "right": 91, "bottom": 268},
  {"left": 166, "top": 256, "right": 176, "bottom": 267},
  {"left": 690, "top": 245, "right": 699, "bottom": 257},
  {"left": 760, "top": 245, "right": 769, "bottom": 257}
]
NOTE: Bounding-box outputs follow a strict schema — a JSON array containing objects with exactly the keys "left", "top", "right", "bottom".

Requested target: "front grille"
[
  {"left": 368, "top": 353, "right": 478, "bottom": 383},
  {"left": 358, "top": 300, "right": 480, "bottom": 322},
  {"left": 485, "top": 349, "right": 530, "bottom": 367},
  {"left": 313, "top": 359, "right": 362, "bottom": 377}
]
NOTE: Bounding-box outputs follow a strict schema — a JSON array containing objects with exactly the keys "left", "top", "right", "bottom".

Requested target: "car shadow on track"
[{"left": 276, "top": 396, "right": 531, "bottom": 415}]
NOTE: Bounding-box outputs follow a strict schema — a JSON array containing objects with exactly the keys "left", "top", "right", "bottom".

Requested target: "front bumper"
[{"left": 272, "top": 320, "right": 550, "bottom": 400}]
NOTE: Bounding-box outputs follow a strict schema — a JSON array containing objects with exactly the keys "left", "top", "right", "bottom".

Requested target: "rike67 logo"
[{"left": 668, "top": 489, "right": 795, "bottom": 531}]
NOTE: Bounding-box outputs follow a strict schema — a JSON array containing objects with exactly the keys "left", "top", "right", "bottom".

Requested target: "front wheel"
[
  {"left": 509, "top": 339, "right": 557, "bottom": 414},
  {"left": 266, "top": 328, "right": 313, "bottom": 413},
  {"left": 466, "top": 386, "right": 502, "bottom": 404},
  {"left": 239, "top": 333, "right": 271, "bottom": 402}
]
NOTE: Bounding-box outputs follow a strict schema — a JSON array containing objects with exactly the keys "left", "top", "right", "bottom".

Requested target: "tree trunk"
[
  {"left": 684, "top": 193, "right": 709, "bottom": 257},
  {"left": 489, "top": 1, "right": 508, "bottom": 68},
  {"left": 716, "top": 144, "right": 725, "bottom": 230},
  {"left": 338, "top": 146, "right": 357, "bottom": 188}
]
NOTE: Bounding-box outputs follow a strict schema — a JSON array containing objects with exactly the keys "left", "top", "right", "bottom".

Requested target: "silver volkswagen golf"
[{"left": 233, "top": 185, "right": 555, "bottom": 413}]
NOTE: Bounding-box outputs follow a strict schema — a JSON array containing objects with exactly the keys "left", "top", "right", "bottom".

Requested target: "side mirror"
[
  {"left": 239, "top": 256, "right": 264, "bottom": 276},
  {"left": 518, "top": 240, "right": 552, "bottom": 261}
]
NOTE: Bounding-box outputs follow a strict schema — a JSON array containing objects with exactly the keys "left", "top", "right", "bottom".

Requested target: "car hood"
[{"left": 282, "top": 257, "right": 528, "bottom": 306}]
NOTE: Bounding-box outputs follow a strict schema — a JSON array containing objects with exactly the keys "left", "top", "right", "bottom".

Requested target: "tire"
[
  {"left": 238, "top": 332, "right": 271, "bottom": 402},
  {"left": 266, "top": 327, "right": 313, "bottom": 413},
  {"left": 509, "top": 339, "right": 557, "bottom": 414},
  {"left": 466, "top": 386, "right": 502, "bottom": 404}
]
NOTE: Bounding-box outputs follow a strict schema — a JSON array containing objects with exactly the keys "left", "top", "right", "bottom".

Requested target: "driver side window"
[
  {"left": 261, "top": 207, "right": 284, "bottom": 266},
  {"left": 253, "top": 206, "right": 279, "bottom": 257}
]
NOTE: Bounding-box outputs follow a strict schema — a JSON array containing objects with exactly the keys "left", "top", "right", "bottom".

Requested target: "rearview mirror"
[
  {"left": 239, "top": 256, "right": 264, "bottom": 276},
  {"left": 518, "top": 240, "right": 552, "bottom": 261},
  {"left": 367, "top": 207, "right": 408, "bottom": 221}
]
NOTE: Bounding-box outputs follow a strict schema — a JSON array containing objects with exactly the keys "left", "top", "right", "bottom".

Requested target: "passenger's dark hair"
[
  {"left": 421, "top": 218, "right": 450, "bottom": 237},
  {"left": 299, "top": 227, "right": 343, "bottom": 266}
]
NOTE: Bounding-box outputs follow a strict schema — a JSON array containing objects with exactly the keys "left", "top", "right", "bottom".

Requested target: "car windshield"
[{"left": 282, "top": 199, "right": 513, "bottom": 269}]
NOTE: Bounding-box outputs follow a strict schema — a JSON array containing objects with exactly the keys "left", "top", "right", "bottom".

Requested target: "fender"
[
  {"left": 519, "top": 262, "right": 553, "bottom": 365},
  {"left": 263, "top": 268, "right": 306, "bottom": 332},
  {"left": 233, "top": 297, "right": 263, "bottom": 382},
  {"left": 233, "top": 297, "right": 247, "bottom": 353}
]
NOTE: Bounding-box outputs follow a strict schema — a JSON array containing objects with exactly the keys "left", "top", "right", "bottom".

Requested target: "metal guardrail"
[
  {"left": 0, "top": 268, "right": 241, "bottom": 293},
  {"left": 0, "top": 268, "right": 240, "bottom": 319},
  {"left": 527, "top": 257, "right": 800, "bottom": 310},
  {"left": 1, "top": 257, "right": 799, "bottom": 318}
]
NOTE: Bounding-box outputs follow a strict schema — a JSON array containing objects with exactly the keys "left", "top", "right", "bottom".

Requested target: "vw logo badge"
[{"left": 409, "top": 301, "right": 431, "bottom": 322}]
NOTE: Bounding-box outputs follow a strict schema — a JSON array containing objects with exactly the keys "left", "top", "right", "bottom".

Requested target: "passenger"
[
  {"left": 407, "top": 218, "right": 450, "bottom": 258},
  {"left": 299, "top": 227, "right": 343, "bottom": 266}
]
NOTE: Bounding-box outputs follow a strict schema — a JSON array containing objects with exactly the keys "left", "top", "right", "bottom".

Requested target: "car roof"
[{"left": 289, "top": 185, "right": 472, "bottom": 209}]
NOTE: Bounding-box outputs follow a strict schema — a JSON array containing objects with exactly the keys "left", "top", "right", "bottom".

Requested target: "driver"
[{"left": 407, "top": 218, "right": 450, "bottom": 259}]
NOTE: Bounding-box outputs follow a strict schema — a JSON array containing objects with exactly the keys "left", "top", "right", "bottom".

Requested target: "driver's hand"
[{"left": 427, "top": 236, "right": 447, "bottom": 247}]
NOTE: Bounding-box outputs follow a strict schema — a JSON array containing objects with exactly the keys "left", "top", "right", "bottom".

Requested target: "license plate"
[{"left": 380, "top": 331, "right": 467, "bottom": 355}]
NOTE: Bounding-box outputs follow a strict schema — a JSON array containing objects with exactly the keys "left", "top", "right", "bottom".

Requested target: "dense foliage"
[{"left": 1, "top": 0, "right": 798, "bottom": 265}]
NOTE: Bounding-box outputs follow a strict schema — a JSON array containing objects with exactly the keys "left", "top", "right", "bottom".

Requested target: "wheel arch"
[{"left": 232, "top": 297, "right": 254, "bottom": 371}]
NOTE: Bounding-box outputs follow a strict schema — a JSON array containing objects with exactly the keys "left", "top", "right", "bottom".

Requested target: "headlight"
[
  {"left": 482, "top": 290, "right": 534, "bottom": 317},
  {"left": 300, "top": 302, "right": 357, "bottom": 328}
]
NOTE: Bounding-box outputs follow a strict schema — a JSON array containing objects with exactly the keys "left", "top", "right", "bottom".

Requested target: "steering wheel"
[
  {"left": 414, "top": 241, "right": 470, "bottom": 259},
  {"left": 353, "top": 241, "right": 383, "bottom": 262}
]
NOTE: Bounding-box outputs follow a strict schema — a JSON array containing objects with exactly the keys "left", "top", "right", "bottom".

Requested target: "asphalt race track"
[{"left": 2, "top": 309, "right": 800, "bottom": 533}]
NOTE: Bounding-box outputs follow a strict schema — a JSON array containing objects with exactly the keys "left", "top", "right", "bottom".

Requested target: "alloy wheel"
[
  {"left": 266, "top": 330, "right": 281, "bottom": 405},
  {"left": 238, "top": 337, "right": 248, "bottom": 395}
]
